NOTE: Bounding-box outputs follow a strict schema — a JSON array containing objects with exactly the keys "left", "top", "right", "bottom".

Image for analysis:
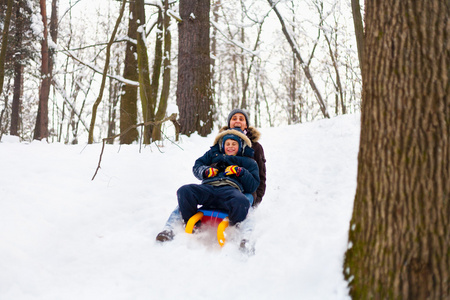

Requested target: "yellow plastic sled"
[{"left": 185, "top": 209, "right": 230, "bottom": 247}]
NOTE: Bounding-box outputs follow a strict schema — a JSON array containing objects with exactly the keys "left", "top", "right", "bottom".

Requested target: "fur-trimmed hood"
[
  {"left": 218, "top": 126, "right": 261, "bottom": 144},
  {"left": 213, "top": 128, "right": 252, "bottom": 149}
]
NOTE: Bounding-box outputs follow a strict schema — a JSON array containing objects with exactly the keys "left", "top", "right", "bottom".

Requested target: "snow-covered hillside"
[{"left": 0, "top": 113, "right": 360, "bottom": 299}]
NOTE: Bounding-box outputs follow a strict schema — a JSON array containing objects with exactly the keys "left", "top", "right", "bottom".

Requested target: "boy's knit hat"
[{"left": 227, "top": 109, "right": 250, "bottom": 128}]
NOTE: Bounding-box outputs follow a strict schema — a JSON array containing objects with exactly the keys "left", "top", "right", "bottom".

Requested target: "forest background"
[
  {"left": 1, "top": 1, "right": 449, "bottom": 298},
  {"left": 0, "top": 0, "right": 361, "bottom": 144}
]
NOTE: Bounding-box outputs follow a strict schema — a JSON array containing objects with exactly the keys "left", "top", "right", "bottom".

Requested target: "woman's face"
[{"left": 229, "top": 113, "right": 247, "bottom": 130}]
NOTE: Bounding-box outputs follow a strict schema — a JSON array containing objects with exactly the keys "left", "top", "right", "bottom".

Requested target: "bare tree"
[
  {"left": 314, "top": 1, "right": 346, "bottom": 115},
  {"left": 344, "top": 1, "right": 449, "bottom": 298},
  {"left": 267, "top": 0, "right": 329, "bottom": 119},
  {"left": 88, "top": 0, "right": 126, "bottom": 144},
  {"left": 152, "top": 0, "right": 172, "bottom": 141}
]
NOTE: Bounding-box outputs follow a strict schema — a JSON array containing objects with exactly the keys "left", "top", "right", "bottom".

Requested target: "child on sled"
[{"left": 157, "top": 128, "right": 260, "bottom": 241}]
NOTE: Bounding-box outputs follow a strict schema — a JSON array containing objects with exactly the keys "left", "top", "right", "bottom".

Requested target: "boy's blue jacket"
[{"left": 192, "top": 130, "right": 260, "bottom": 194}]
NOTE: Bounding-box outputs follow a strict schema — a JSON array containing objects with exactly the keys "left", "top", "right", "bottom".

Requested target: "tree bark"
[
  {"left": 177, "top": 0, "right": 213, "bottom": 137},
  {"left": 10, "top": 63, "right": 23, "bottom": 136},
  {"left": 120, "top": 0, "right": 139, "bottom": 144},
  {"left": 49, "top": 0, "right": 58, "bottom": 81},
  {"left": 33, "top": 0, "right": 51, "bottom": 140},
  {"left": 351, "top": 0, "right": 364, "bottom": 75},
  {"left": 0, "top": 0, "right": 13, "bottom": 97},
  {"left": 10, "top": 2, "right": 24, "bottom": 136},
  {"left": 135, "top": 0, "right": 154, "bottom": 144},
  {"left": 344, "top": 1, "right": 450, "bottom": 299},
  {"left": 152, "top": 0, "right": 172, "bottom": 141}
]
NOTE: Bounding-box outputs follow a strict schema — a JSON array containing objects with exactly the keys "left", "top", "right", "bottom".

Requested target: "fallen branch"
[{"left": 92, "top": 113, "right": 180, "bottom": 180}]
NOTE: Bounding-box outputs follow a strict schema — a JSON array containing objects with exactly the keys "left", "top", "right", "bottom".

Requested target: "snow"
[{"left": 0, "top": 113, "right": 360, "bottom": 299}]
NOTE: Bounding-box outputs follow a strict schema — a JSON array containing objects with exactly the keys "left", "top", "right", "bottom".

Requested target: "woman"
[{"left": 221, "top": 109, "right": 266, "bottom": 207}]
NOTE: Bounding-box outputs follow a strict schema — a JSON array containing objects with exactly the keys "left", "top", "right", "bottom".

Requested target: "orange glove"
[
  {"left": 204, "top": 167, "right": 219, "bottom": 178},
  {"left": 224, "top": 165, "right": 242, "bottom": 177}
]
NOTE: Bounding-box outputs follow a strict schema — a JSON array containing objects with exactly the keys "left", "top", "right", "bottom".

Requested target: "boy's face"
[
  {"left": 229, "top": 113, "right": 247, "bottom": 130},
  {"left": 224, "top": 139, "right": 239, "bottom": 156}
]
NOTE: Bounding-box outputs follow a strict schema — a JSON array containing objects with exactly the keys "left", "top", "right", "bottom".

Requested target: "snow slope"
[{"left": 0, "top": 113, "right": 360, "bottom": 300}]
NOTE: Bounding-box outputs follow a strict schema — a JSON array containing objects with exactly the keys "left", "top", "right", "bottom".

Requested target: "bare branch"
[
  {"left": 267, "top": 0, "right": 329, "bottom": 118},
  {"left": 91, "top": 113, "right": 180, "bottom": 180}
]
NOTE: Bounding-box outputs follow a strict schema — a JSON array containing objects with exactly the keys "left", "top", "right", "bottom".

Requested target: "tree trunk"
[
  {"left": 10, "top": 64, "right": 23, "bottom": 136},
  {"left": 210, "top": 0, "right": 220, "bottom": 102},
  {"left": 0, "top": 0, "right": 13, "bottom": 97},
  {"left": 120, "top": 0, "right": 139, "bottom": 144},
  {"left": 10, "top": 2, "right": 24, "bottom": 136},
  {"left": 344, "top": 1, "right": 449, "bottom": 299},
  {"left": 107, "top": 73, "right": 120, "bottom": 144},
  {"left": 147, "top": 8, "right": 163, "bottom": 140},
  {"left": 152, "top": 0, "right": 172, "bottom": 141},
  {"left": 135, "top": 0, "right": 154, "bottom": 144},
  {"left": 33, "top": 0, "right": 51, "bottom": 140},
  {"left": 177, "top": 0, "right": 213, "bottom": 137},
  {"left": 351, "top": 0, "right": 364, "bottom": 74},
  {"left": 49, "top": 0, "right": 58, "bottom": 81}
]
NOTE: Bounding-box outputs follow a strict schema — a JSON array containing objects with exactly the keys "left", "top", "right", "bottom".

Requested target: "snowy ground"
[{"left": 0, "top": 113, "right": 360, "bottom": 300}]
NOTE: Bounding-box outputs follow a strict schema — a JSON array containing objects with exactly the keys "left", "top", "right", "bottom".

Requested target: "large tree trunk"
[
  {"left": 120, "top": 0, "right": 139, "bottom": 144},
  {"left": 344, "top": 1, "right": 449, "bottom": 299},
  {"left": 177, "top": 0, "right": 213, "bottom": 137}
]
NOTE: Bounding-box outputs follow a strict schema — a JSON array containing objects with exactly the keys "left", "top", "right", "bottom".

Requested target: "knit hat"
[{"left": 227, "top": 109, "right": 250, "bottom": 128}]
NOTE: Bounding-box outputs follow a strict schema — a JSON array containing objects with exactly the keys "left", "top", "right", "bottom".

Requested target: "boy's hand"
[
  {"left": 204, "top": 167, "right": 219, "bottom": 178},
  {"left": 224, "top": 165, "right": 242, "bottom": 177}
]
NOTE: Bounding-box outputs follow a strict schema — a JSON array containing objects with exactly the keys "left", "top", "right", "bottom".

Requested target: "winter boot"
[
  {"left": 239, "top": 239, "right": 255, "bottom": 255},
  {"left": 156, "top": 229, "right": 174, "bottom": 242}
]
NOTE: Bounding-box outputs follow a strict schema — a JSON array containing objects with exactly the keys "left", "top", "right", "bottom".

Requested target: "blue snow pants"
[{"left": 177, "top": 184, "right": 250, "bottom": 225}]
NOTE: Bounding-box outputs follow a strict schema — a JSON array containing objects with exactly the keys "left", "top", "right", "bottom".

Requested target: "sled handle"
[
  {"left": 217, "top": 217, "right": 229, "bottom": 247},
  {"left": 185, "top": 211, "right": 204, "bottom": 234}
]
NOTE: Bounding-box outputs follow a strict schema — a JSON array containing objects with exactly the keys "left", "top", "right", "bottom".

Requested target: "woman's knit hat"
[{"left": 227, "top": 109, "right": 250, "bottom": 128}]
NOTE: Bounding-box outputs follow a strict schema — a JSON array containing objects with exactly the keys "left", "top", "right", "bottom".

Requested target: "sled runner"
[{"left": 185, "top": 209, "right": 230, "bottom": 246}]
